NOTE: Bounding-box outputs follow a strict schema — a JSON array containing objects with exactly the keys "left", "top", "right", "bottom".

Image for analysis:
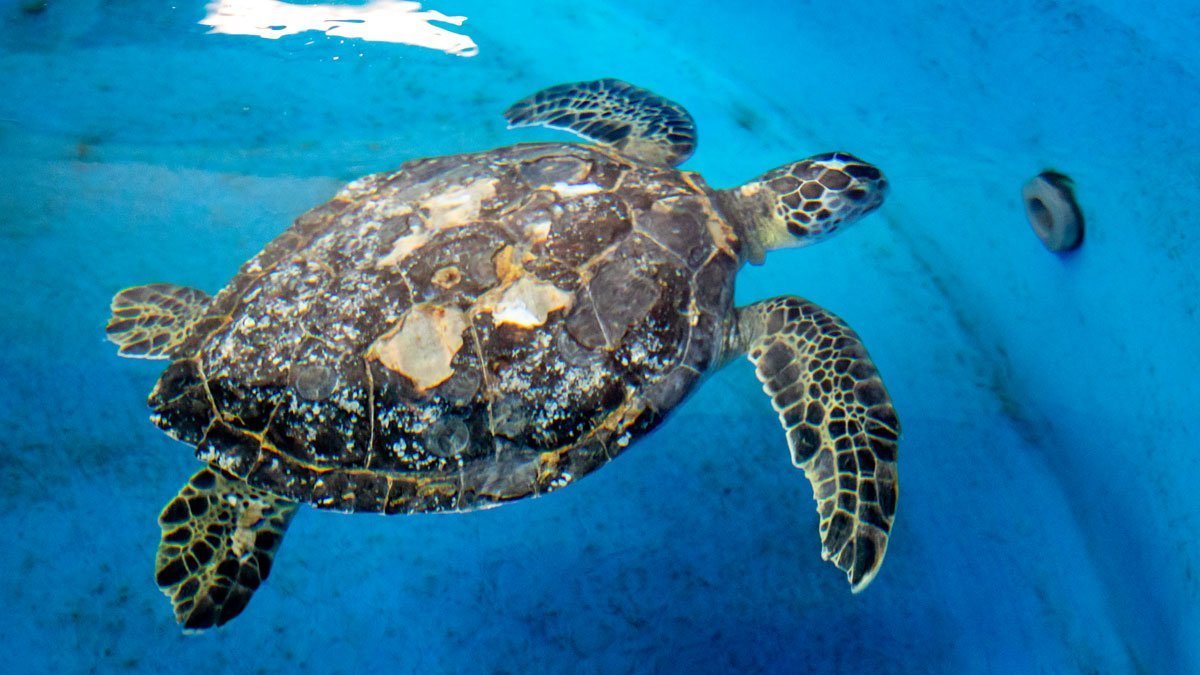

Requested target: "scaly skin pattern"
[
  {"left": 736, "top": 296, "right": 899, "bottom": 590},
  {"left": 150, "top": 143, "right": 741, "bottom": 514}
]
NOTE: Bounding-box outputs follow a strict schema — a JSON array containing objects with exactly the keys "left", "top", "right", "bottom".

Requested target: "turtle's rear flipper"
[
  {"left": 735, "top": 297, "right": 900, "bottom": 592},
  {"left": 504, "top": 78, "right": 697, "bottom": 167},
  {"left": 106, "top": 283, "right": 210, "bottom": 359},
  {"left": 156, "top": 468, "right": 298, "bottom": 632}
]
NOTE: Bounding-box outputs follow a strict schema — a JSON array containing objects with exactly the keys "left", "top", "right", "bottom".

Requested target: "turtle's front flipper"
[
  {"left": 106, "top": 283, "right": 210, "bottom": 359},
  {"left": 156, "top": 468, "right": 298, "bottom": 631},
  {"left": 734, "top": 297, "right": 900, "bottom": 591},
  {"left": 503, "top": 78, "right": 697, "bottom": 167}
]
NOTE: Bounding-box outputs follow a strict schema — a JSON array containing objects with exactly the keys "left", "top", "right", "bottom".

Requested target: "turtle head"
[{"left": 718, "top": 152, "right": 888, "bottom": 265}]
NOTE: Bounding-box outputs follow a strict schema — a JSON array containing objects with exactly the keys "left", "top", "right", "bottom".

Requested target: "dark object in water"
[{"left": 1022, "top": 170, "right": 1084, "bottom": 252}]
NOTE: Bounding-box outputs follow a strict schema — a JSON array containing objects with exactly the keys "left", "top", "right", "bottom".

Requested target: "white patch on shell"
[
  {"left": 424, "top": 177, "right": 497, "bottom": 230},
  {"left": 368, "top": 303, "right": 467, "bottom": 390},
  {"left": 338, "top": 174, "right": 380, "bottom": 198},
  {"left": 490, "top": 276, "right": 574, "bottom": 328},
  {"left": 524, "top": 217, "right": 552, "bottom": 242},
  {"left": 550, "top": 182, "right": 602, "bottom": 197},
  {"left": 374, "top": 177, "right": 498, "bottom": 267},
  {"left": 376, "top": 231, "right": 430, "bottom": 268}
]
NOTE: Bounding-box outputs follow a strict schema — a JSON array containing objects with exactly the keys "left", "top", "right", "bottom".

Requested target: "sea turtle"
[{"left": 107, "top": 79, "right": 899, "bottom": 631}]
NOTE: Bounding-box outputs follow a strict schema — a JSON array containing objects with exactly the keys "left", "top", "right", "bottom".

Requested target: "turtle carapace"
[{"left": 107, "top": 78, "right": 900, "bottom": 631}]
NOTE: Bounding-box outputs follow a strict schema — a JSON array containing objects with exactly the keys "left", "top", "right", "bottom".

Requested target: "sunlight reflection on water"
[{"left": 200, "top": 0, "right": 478, "bottom": 56}]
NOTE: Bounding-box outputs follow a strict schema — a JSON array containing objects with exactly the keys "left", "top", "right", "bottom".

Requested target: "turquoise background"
[{"left": 1, "top": 0, "right": 1197, "bottom": 672}]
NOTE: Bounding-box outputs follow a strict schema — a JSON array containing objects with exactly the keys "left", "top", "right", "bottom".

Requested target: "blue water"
[{"left": 2, "top": 0, "right": 1198, "bottom": 672}]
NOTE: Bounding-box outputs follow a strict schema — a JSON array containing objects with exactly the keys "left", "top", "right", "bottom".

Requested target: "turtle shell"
[{"left": 150, "top": 143, "right": 741, "bottom": 513}]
